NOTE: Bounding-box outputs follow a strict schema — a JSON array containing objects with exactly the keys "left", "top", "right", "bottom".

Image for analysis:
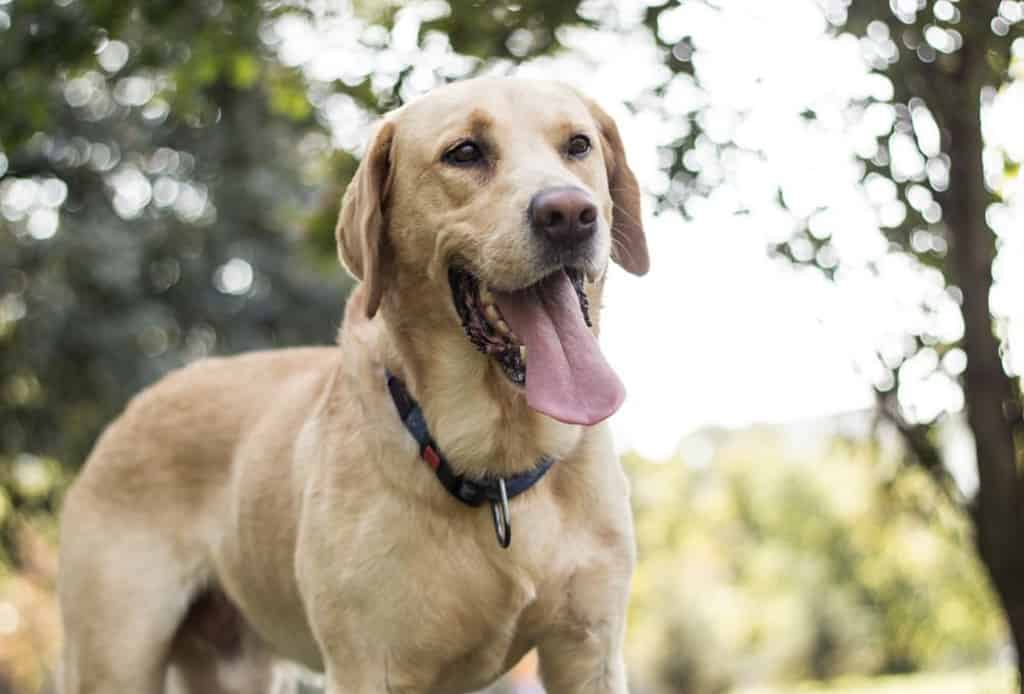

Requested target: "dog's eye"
[
  {"left": 443, "top": 141, "right": 484, "bottom": 166},
  {"left": 567, "top": 134, "right": 592, "bottom": 159}
]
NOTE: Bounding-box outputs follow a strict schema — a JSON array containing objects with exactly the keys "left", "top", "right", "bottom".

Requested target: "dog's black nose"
[{"left": 529, "top": 187, "right": 597, "bottom": 249}]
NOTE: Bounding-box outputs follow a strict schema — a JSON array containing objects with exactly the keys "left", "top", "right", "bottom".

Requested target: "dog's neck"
[{"left": 342, "top": 278, "right": 596, "bottom": 478}]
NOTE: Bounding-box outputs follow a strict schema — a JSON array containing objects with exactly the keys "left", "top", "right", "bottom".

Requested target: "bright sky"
[{"left": 282, "top": 0, "right": 1024, "bottom": 461}]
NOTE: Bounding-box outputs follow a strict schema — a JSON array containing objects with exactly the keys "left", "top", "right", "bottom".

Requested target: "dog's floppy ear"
[
  {"left": 336, "top": 120, "right": 396, "bottom": 318},
  {"left": 582, "top": 96, "right": 649, "bottom": 276}
]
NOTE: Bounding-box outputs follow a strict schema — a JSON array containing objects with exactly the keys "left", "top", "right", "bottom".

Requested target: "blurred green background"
[{"left": 1, "top": 0, "right": 1023, "bottom": 692}]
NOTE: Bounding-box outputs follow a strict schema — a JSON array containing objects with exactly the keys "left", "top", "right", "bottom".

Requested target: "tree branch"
[{"left": 874, "top": 391, "right": 966, "bottom": 509}]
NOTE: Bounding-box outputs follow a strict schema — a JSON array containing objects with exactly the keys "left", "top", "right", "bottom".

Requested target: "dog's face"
[{"left": 337, "top": 79, "right": 648, "bottom": 426}]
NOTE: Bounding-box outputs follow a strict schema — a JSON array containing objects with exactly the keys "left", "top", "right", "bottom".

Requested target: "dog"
[{"left": 57, "top": 77, "right": 649, "bottom": 694}]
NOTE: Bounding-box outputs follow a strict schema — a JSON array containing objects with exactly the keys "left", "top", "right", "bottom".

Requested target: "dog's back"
[{"left": 63, "top": 347, "right": 337, "bottom": 523}]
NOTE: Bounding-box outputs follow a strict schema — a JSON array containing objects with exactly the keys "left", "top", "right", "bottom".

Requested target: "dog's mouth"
[{"left": 448, "top": 266, "right": 624, "bottom": 426}]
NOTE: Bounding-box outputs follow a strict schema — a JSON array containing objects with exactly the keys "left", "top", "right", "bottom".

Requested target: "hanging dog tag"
[{"left": 490, "top": 478, "right": 511, "bottom": 548}]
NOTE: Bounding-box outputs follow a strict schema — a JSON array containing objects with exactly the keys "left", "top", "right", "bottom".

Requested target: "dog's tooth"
[
  {"left": 484, "top": 305, "right": 500, "bottom": 324},
  {"left": 496, "top": 319, "right": 510, "bottom": 335},
  {"left": 479, "top": 286, "right": 495, "bottom": 304},
  {"left": 519, "top": 345, "right": 527, "bottom": 362}
]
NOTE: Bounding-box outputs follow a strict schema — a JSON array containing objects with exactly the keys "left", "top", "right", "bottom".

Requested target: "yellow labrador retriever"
[{"left": 58, "top": 77, "right": 648, "bottom": 694}]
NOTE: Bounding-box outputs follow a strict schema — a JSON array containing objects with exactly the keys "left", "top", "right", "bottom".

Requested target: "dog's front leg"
[
  {"left": 321, "top": 654, "right": 422, "bottom": 694},
  {"left": 537, "top": 620, "right": 629, "bottom": 694},
  {"left": 538, "top": 640, "right": 628, "bottom": 694},
  {"left": 535, "top": 563, "right": 632, "bottom": 694}
]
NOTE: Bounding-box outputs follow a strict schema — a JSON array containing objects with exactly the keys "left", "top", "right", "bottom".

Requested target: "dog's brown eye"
[
  {"left": 443, "top": 141, "right": 484, "bottom": 165},
  {"left": 567, "top": 135, "right": 592, "bottom": 159}
]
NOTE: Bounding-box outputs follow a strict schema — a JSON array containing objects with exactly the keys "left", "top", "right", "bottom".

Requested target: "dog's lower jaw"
[{"left": 448, "top": 265, "right": 595, "bottom": 390}]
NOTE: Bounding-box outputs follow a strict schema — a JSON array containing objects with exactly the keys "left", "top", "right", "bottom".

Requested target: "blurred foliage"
[
  {"left": 2, "top": 0, "right": 1019, "bottom": 692},
  {"left": 0, "top": 520, "right": 60, "bottom": 693},
  {"left": 626, "top": 426, "right": 1003, "bottom": 693},
  {"left": 1, "top": 0, "right": 308, "bottom": 148},
  {"left": 0, "top": 1, "right": 352, "bottom": 567},
  {"left": 738, "top": 666, "right": 1013, "bottom": 694},
  {"left": 634, "top": 0, "right": 1024, "bottom": 682},
  {"left": 637, "top": 0, "right": 1024, "bottom": 470},
  {"left": 423, "top": 0, "right": 588, "bottom": 60}
]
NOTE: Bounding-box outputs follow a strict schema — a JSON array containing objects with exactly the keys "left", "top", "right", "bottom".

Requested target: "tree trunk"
[{"left": 941, "top": 39, "right": 1024, "bottom": 689}]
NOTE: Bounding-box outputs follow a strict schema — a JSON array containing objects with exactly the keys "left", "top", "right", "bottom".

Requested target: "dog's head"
[{"left": 336, "top": 78, "right": 647, "bottom": 426}]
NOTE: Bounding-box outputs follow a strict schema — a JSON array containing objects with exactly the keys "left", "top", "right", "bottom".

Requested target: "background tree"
[
  {"left": 625, "top": 426, "right": 1002, "bottom": 692},
  {"left": 635, "top": 0, "right": 1024, "bottom": 685},
  {"left": 1, "top": 0, "right": 342, "bottom": 558}
]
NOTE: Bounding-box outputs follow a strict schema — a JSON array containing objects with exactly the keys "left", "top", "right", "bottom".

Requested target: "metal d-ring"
[{"left": 490, "top": 478, "right": 511, "bottom": 549}]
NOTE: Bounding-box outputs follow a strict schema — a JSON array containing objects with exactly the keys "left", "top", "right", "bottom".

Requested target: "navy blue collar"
[{"left": 386, "top": 371, "right": 555, "bottom": 548}]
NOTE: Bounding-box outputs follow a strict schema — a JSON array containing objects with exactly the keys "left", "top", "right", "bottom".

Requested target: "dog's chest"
[
  {"left": 291, "top": 424, "right": 629, "bottom": 692},
  {"left": 377, "top": 539, "right": 563, "bottom": 694},
  {"left": 300, "top": 490, "right": 574, "bottom": 692}
]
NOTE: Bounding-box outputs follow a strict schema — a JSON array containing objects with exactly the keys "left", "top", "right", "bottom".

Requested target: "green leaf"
[{"left": 230, "top": 52, "right": 260, "bottom": 89}]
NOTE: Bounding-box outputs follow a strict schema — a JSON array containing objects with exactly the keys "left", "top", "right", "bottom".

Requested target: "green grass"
[{"left": 736, "top": 667, "right": 1015, "bottom": 694}]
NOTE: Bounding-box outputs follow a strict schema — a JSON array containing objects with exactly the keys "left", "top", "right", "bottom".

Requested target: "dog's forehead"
[{"left": 395, "top": 79, "right": 594, "bottom": 147}]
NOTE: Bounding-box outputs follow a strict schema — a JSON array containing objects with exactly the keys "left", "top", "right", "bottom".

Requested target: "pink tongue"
[{"left": 494, "top": 270, "right": 625, "bottom": 426}]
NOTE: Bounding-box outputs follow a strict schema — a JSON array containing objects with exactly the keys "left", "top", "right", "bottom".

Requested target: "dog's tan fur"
[{"left": 58, "top": 78, "right": 648, "bottom": 694}]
